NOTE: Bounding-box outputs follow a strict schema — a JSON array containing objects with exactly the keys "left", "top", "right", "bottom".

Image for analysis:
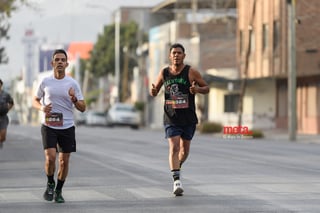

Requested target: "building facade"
[
  {"left": 238, "top": 0, "right": 320, "bottom": 134},
  {"left": 148, "top": 0, "right": 237, "bottom": 128}
]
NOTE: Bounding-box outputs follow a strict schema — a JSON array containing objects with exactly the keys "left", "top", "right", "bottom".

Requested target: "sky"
[{"left": 0, "top": 0, "right": 163, "bottom": 82}]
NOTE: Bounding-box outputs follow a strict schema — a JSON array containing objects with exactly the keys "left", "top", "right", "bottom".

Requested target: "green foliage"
[
  {"left": 245, "top": 129, "right": 264, "bottom": 138},
  {"left": 198, "top": 121, "right": 223, "bottom": 134},
  {"left": 84, "top": 88, "right": 100, "bottom": 106},
  {"left": 78, "top": 58, "right": 88, "bottom": 85},
  {"left": 0, "top": 1, "right": 19, "bottom": 16},
  {"left": 0, "top": 0, "right": 28, "bottom": 64},
  {"left": 89, "top": 25, "right": 116, "bottom": 77},
  {"left": 134, "top": 101, "right": 145, "bottom": 111},
  {"left": 89, "top": 21, "right": 141, "bottom": 78}
]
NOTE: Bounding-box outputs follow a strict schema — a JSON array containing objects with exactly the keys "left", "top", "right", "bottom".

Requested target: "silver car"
[
  {"left": 106, "top": 103, "right": 141, "bottom": 129},
  {"left": 85, "top": 110, "right": 107, "bottom": 126}
]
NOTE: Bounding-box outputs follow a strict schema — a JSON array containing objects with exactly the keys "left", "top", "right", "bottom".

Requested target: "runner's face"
[
  {"left": 169, "top": 47, "right": 185, "bottom": 66},
  {"left": 52, "top": 53, "right": 68, "bottom": 73}
]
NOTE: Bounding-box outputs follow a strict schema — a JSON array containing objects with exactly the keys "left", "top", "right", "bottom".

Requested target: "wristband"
[{"left": 72, "top": 97, "right": 78, "bottom": 103}]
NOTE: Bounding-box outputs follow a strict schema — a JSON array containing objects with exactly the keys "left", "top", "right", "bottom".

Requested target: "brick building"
[{"left": 238, "top": 0, "right": 320, "bottom": 134}]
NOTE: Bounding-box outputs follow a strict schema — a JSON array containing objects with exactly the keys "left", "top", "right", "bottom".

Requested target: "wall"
[
  {"left": 247, "top": 78, "right": 276, "bottom": 129},
  {"left": 208, "top": 78, "right": 276, "bottom": 130}
]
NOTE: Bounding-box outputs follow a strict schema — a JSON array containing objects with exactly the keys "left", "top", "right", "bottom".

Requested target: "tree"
[
  {"left": 89, "top": 21, "right": 146, "bottom": 101},
  {"left": 90, "top": 21, "right": 141, "bottom": 77},
  {"left": 0, "top": 0, "right": 28, "bottom": 64},
  {"left": 89, "top": 24, "right": 116, "bottom": 77}
]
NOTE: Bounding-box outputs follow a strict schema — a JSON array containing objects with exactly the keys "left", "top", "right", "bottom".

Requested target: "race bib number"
[
  {"left": 165, "top": 95, "right": 189, "bottom": 109},
  {"left": 45, "top": 113, "right": 63, "bottom": 126}
]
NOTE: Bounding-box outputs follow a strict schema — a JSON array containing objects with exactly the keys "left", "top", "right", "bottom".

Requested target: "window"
[
  {"left": 249, "top": 29, "right": 255, "bottom": 54},
  {"left": 239, "top": 30, "right": 243, "bottom": 54},
  {"left": 224, "top": 94, "right": 240, "bottom": 113},
  {"left": 273, "top": 21, "right": 279, "bottom": 51},
  {"left": 262, "top": 24, "right": 268, "bottom": 52}
]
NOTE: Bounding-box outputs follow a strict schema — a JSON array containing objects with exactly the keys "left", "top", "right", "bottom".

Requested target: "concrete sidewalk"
[
  {"left": 262, "top": 129, "right": 320, "bottom": 144},
  {"left": 207, "top": 129, "right": 320, "bottom": 144}
]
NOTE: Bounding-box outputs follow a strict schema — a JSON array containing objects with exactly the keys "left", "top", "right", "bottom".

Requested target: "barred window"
[{"left": 224, "top": 94, "right": 240, "bottom": 113}]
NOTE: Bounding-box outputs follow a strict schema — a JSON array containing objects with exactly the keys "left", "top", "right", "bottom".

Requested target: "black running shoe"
[
  {"left": 43, "top": 182, "right": 55, "bottom": 201},
  {"left": 54, "top": 190, "right": 65, "bottom": 203}
]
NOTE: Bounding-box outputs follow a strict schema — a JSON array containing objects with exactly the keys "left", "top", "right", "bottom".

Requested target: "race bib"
[
  {"left": 165, "top": 95, "right": 189, "bottom": 109},
  {"left": 45, "top": 113, "right": 63, "bottom": 126}
]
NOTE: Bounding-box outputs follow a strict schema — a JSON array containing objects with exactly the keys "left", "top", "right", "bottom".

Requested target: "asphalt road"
[{"left": 0, "top": 124, "right": 320, "bottom": 213}]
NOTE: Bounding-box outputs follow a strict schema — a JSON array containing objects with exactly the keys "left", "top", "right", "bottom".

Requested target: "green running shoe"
[
  {"left": 43, "top": 182, "right": 55, "bottom": 201},
  {"left": 54, "top": 190, "right": 65, "bottom": 203}
]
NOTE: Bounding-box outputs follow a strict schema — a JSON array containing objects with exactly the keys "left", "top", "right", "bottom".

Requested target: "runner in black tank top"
[
  {"left": 163, "top": 65, "right": 198, "bottom": 125},
  {"left": 150, "top": 43, "right": 209, "bottom": 196}
]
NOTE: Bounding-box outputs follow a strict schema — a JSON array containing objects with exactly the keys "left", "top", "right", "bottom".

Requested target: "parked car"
[
  {"left": 85, "top": 110, "right": 107, "bottom": 126},
  {"left": 106, "top": 103, "right": 141, "bottom": 129},
  {"left": 74, "top": 111, "right": 87, "bottom": 125}
]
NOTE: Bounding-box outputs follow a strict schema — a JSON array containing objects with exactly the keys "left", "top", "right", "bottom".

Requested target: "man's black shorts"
[
  {"left": 0, "top": 115, "right": 9, "bottom": 130},
  {"left": 164, "top": 124, "right": 196, "bottom": 140},
  {"left": 41, "top": 125, "right": 76, "bottom": 153}
]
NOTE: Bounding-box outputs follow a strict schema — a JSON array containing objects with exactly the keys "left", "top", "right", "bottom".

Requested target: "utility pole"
[
  {"left": 115, "top": 10, "right": 121, "bottom": 103},
  {"left": 121, "top": 46, "right": 129, "bottom": 102},
  {"left": 287, "top": 0, "right": 297, "bottom": 141}
]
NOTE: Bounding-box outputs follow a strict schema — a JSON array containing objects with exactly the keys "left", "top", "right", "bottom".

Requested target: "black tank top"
[{"left": 162, "top": 65, "right": 198, "bottom": 125}]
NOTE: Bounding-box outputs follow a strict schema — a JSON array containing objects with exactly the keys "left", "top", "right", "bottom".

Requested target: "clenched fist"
[
  {"left": 150, "top": 84, "right": 158, "bottom": 97},
  {"left": 189, "top": 81, "right": 197, "bottom": 94},
  {"left": 69, "top": 87, "right": 77, "bottom": 103}
]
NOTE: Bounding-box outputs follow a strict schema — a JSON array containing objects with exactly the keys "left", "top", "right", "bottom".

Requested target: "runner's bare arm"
[
  {"left": 189, "top": 68, "right": 209, "bottom": 95},
  {"left": 150, "top": 69, "right": 164, "bottom": 97},
  {"left": 32, "top": 97, "right": 52, "bottom": 114},
  {"left": 73, "top": 100, "right": 86, "bottom": 112},
  {"left": 68, "top": 87, "right": 86, "bottom": 112}
]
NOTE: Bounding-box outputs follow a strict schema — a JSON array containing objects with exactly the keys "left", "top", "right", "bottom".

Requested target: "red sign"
[{"left": 223, "top": 126, "right": 253, "bottom": 135}]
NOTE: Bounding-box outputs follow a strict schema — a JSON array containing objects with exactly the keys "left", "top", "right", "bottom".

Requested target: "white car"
[
  {"left": 85, "top": 110, "right": 107, "bottom": 126},
  {"left": 106, "top": 103, "right": 141, "bottom": 129},
  {"left": 74, "top": 111, "right": 87, "bottom": 125}
]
